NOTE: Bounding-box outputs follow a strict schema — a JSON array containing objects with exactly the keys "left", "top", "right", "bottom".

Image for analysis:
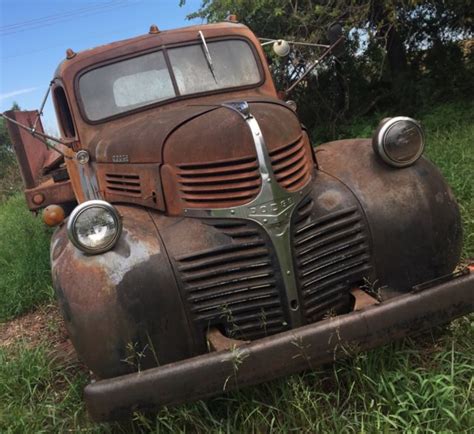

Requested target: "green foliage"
[
  {"left": 0, "top": 117, "right": 15, "bottom": 170},
  {"left": 423, "top": 102, "right": 474, "bottom": 258},
  {"left": 1, "top": 103, "right": 23, "bottom": 202},
  {"left": 0, "top": 195, "right": 53, "bottom": 321},
  {"left": 184, "top": 0, "right": 474, "bottom": 141}
]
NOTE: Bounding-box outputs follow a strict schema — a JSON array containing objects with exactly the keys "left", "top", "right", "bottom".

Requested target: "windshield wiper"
[{"left": 198, "top": 30, "right": 218, "bottom": 83}]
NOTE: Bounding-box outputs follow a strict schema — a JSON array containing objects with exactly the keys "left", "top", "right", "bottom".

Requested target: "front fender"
[
  {"left": 316, "top": 139, "right": 462, "bottom": 291},
  {"left": 51, "top": 206, "right": 194, "bottom": 378}
]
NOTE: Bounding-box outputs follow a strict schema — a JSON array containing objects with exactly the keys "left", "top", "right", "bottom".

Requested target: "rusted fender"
[
  {"left": 316, "top": 139, "right": 463, "bottom": 291},
  {"left": 51, "top": 206, "right": 196, "bottom": 379}
]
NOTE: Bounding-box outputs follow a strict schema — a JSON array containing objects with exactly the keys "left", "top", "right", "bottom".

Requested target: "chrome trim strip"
[{"left": 185, "top": 101, "right": 312, "bottom": 327}]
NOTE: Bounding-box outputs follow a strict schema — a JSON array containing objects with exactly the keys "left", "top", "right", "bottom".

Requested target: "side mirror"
[{"left": 272, "top": 39, "right": 291, "bottom": 57}]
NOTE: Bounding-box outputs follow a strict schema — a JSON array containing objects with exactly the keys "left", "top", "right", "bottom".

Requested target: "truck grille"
[
  {"left": 177, "top": 156, "right": 261, "bottom": 208},
  {"left": 269, "top": 135, "right": 312, "bottom": 191},
  {"left": 176, "top": 221, "right": 288, "bottom": 340},
  {"left": 105, "top": 173, "right": 141, "bottom": 197},
  {"left": 293, "top": 198, "right": 372, "bottom": 322}
]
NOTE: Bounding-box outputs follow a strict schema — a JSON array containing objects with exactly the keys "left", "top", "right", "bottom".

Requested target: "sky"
[{"left": 0, "top": 0, "right": 202, "bottom": 133}]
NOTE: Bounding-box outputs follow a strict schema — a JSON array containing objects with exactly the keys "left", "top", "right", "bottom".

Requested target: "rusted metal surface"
[
  {"left": 95, "top": 163, "right": 165, "bottom": 211},
  {"left": 51, "top": 205, "right": 197, "bottom": 378},
  {"left": 24, "top": 179, "right": 75, "bottom": 211},
  {"left": 5, "top": 110, "right": 62, "bottom": 189},
  {"left": 316, "top": 139, "right": 463, "bottom": 291},
  {"left": 51, "top": 134, "right": 464, "bottom": 380},
  {"left": 351, "top": 288, "right": 379, "bottom": 311},
  {"left": 84, "top": 271, "right": 474, "bottom": 421},
  {"left": 52, "top": 23, "right": 277, "bottom": 161},
  {"left": 161, "top": 99, "right": 310, "bottom": 214},
  {"left": 206, "top": 328, "right": 249, "bottom": 352},
  {"left": 39, "top": 23, "right": 280, "bottom": 207},
  {"left": 4, "top": 110, "right": 76, "bottom": 211}
]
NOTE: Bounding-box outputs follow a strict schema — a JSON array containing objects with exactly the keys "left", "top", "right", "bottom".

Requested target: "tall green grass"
[
  {"left": 1, "top": 317, "right": 472, "bottom": 432},
  {"left": 0, "top": 341, "right": 88, "bottom": 433},
  {"left": 0, "top": 195, "right": 53, "bottom": 321},
  {"left": 423, "top": 102, "right": 474, "bottom": 258}
]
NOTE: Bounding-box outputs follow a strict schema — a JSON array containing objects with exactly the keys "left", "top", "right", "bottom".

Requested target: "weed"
[{"left": 223, "top": 345, "right": 250, "bottom": 391}]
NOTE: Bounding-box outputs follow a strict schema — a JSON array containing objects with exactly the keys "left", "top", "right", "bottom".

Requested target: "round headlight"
[
  {"left": 67, "top": 200, "right": 122, "bottom": 254},
  {"left": 373, "top": 116, "right": 425, "bottom": 168}
]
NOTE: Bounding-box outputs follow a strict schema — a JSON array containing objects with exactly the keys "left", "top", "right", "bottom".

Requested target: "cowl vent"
[{"left": 105, "top": 173, "right": 141, "bottom": 197}]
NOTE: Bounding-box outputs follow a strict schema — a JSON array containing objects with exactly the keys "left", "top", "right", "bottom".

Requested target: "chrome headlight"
[
  {"left": 373, "top": 116, "right": 425, "bottom": 168},
  {"left": 67, "top": 200, "right": 122, "bottom": 254}
]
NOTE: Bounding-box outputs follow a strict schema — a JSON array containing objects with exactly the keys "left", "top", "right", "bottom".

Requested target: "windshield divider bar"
[{"left": 163, "top": 47, "right": 181, "bottom": 97}]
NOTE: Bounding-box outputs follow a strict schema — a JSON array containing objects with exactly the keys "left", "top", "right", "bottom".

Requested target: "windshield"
[{"left": 78, "top": 39, "right": 262, "bottom": 121}]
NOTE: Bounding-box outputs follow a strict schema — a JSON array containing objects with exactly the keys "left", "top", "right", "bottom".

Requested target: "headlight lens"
[
  {"left": 373, "top": 117, "right": 425, "bottom": 167},
  {"left": 67, "top": 200, "right": 122, "bottom": 254}
]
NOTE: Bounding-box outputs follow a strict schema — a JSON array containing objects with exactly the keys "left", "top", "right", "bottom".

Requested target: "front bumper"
[{"left": 85, "top": 271, "right": 473, "bottom": 421}]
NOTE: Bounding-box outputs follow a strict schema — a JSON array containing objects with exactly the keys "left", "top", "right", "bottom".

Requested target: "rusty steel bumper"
[{"left": 85, "top": 271, "right": 473, "bottom": 422}]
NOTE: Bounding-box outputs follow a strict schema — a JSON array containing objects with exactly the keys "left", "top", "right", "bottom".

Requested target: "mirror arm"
[
  {"left": 260, "top": 39, "right": 329, "bottom": 49},
  {"left": 284, "top": 35, "right": 344, "bottom": 97},
  {"left": 0, "top": 112, "right": 74, "bottom": 159}
]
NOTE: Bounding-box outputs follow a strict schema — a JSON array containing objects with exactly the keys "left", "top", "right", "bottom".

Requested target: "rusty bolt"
[{"left": 32, "top": 193, "right": 45, "bottom": 205}]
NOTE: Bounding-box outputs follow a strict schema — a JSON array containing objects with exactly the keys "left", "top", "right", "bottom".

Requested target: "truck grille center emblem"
[{"left": 185, "top": 101, "right": 312, "bottom": 327}]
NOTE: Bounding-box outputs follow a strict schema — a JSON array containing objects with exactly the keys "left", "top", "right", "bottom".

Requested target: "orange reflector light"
[
  {"left": 149, "top": 24, "right": 160, "bottom": 34},
  {"left": 43, "top": 204, "right": 65, "bottom": 227}
]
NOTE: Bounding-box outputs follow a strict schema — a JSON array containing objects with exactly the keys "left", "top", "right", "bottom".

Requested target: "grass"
[
  {"left": 0, "top": 195, "right": 53, "bottom": 321},
  {"left": 0, "top": 339, "right": 88, "bottom": 433},
  {"left": 0, "top": 100, "right": 472, "bottom": 432}
]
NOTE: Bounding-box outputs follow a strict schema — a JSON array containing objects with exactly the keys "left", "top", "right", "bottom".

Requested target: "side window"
[{"left": 53, "top": 86, "right": 76, "bottom": 138}]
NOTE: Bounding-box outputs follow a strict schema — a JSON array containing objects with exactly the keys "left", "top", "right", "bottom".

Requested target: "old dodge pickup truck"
[{"left": 3, "top": 19, "right": 473, "bottom": 421}]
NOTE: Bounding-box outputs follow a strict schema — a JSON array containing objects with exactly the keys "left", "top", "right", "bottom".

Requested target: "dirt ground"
[{"left": 0, "top": 304, "right": 78, "bottom": 365}]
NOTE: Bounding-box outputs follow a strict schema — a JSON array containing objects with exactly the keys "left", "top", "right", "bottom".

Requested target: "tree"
[
  {"left": 0, "top": 102, "right": 22, "bottom": 200},
  {"left": 181, "top": 1, "right": 473, "bottom": 139}
]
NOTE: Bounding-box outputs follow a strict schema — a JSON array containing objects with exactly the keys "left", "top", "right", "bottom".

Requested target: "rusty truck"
[{"left": 3, "top": 19, "right": 473, "bottom": 421}]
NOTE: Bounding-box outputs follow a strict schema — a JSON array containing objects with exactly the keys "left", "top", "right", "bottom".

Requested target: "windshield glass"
[{"left": 78, "top": 39, "right": 261, "bottom": 121}]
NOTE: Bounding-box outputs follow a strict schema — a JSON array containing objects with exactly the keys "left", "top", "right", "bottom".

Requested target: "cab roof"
[{"left": 54, "top": 22, "right": 252, "bottom": 81}]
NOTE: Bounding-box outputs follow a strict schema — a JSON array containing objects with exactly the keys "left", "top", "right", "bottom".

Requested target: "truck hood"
[{"left": 93, "top": 98, "right": 301, "bottom": 164}]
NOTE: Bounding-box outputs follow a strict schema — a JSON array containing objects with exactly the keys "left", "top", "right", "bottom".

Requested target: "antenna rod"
[
  {"left": 285, "top": 36, "right": 344, "bottom": 96},
  {"left": 32, "top": 81, "right": 53, "bottom": 132}
]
